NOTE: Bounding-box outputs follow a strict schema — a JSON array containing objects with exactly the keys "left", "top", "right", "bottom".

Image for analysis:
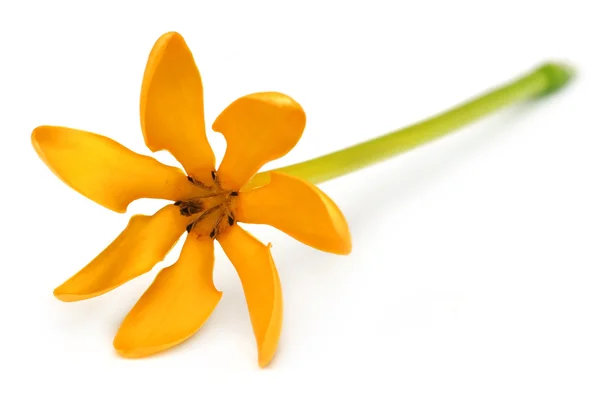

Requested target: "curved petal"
[
  {"left": 141, "top": 31, "right": 215, "bottom": 184},
  {"left": 213, "top": 92, "right": 306, "bottom": 190},
  {"left": 54, "top": 205, "right": 190, "bottom": 302},
  {"left": 237, "top": 172, "right": 352, "bottom": 255},
  {"left": 32, "top": 126, "right": 198, "bottom": 213},
  {"left": 114, "top": 235, "right": 221, "bottom": 358},
  {"left": 218, "top": 225, "right": 283, "bottom": 368}
]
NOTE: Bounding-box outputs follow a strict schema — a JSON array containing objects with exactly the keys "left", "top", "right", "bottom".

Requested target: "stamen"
[
  {"left": 228, "top": 215, "right": 234, "bottom": 226},
  {"left": 230, "top": 191, "right": 238, "bottom": 197},
  {"left": 209, "top": 229, "right": 216, "bottom": 239},
  {"left": 211, "top": 170, "right": 222, "bottom": 189},
  {"left": 186, "top": 192, "right": 224, "bottom": 200},
  {"left": 187, "top": 175, "right": 212, "bottom": 190},
  {"left": 179, "top": 201, "right": 204, "bottom": 217},
  {"left": 196, "top": 204, "right": 222, "bottom": 221},
  {"left": 214, "top": 214, "right": 224, "bottom": 231},
  {"left": 174, "top": 201, "right": 182, "bottom": 206}
]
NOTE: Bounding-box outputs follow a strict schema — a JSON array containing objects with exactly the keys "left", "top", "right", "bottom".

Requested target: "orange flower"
[{"left": 31, "top": 32, "right": 351, "bottom": 367}]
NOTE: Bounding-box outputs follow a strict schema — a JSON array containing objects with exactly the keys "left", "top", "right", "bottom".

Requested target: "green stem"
[{"left": 250, "top": 62, "right": 573, "bottom": 187}]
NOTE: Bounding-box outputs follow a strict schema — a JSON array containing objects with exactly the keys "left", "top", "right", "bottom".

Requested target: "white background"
[{"left": 1, "top": 0, "right": 599, "bottom": 398}]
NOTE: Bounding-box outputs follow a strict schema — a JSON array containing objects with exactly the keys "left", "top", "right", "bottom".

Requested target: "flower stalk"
[{"left": 253, "top": 62, "right": 573, "bottom": 187}]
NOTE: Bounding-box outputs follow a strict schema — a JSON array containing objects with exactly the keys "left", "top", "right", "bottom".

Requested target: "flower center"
[{"left": 177, "top": 172, "right": 238, "bottom": 239}]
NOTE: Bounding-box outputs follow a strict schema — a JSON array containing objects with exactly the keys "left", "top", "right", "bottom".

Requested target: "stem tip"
[{"left": 535, "top": 62, "right": 575, "bottom": 97}]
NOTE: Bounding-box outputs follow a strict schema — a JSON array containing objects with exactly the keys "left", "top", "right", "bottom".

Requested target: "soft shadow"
[{"left": 343, "top": 104, "right": 536, "bottom": 229}]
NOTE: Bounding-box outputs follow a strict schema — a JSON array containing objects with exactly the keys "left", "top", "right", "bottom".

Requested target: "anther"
[
  {"left": 187, "top": 176, "right": 194, "bottom": 183},
  {"left": 230, "top": 191, "right": 238, "bottom": 197},
  {"left": 228, "top": 215, "right": 234, "bottom": 226},
  {"left": 209, "top": 229, "right": 216, "bottom": 239},
  {"left": 211, "top": 170, "right": 223, "bottom": 189},
  {"left": 179, "top": 198, "right": 205, "bottom": 217},
  {"left": 186, "top": 223, "right": 195, "bottom": 233}
]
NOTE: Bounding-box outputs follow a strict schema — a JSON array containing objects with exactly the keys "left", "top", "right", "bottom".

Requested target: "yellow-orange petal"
[
  {"left": 32, "top": 126, "right": 197, "bottom": 213},
  {"left": 218, "top": 225, "right": 283, "bottom": 367},
  {"left": 213, "top": 92, "right": 306, "bottom": 190},
  {"left": 113, "top": 234, "right": 221, "bottom": 358},
  {"left": 54, "top": 205, "right": 190, "bottom": 302},
  {"left": 141, "top": 32, "right": 215, "bottom": 184},
  {"left": 237, "top": 172, "right": 352, "bottom": 255}
]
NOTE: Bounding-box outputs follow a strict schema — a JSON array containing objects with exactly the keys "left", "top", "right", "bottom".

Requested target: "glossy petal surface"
[
  {"left": 141, "top": 31, "right": 215, "bottom": 183},
  {"left": 218, "top": 225, "right": 283, "bottom": 367},
  {"left": 32, "top": 126, "right": 196, "bottom": 213},
  {"left": 237, "top": 172, "right": 351, "bottom": 254},
  {"left": 54, "top": 205, "right": 190, "bottom": 302},
  {"left": 213, "top": 92, "right": 306, "bottom": 190},
  {"left": 114, "top": 235, "right": 221, "bottom": 358}
]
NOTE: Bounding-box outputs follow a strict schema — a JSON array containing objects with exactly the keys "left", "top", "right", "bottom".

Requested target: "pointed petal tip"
[
  {"left": 31, "top": 126, "right": 50, "bottom": 154},
  {"left": 113, "top": 332, "right": 169, "bottom": 359},
  {"left": 258, "top": 356, "right": 272, "bottom": 369},
  {"left": 148, "top": 32, "right": 185, "bottom": 56},
  {"left": 211, "top": 92, "right": 305, "bottom": 133},
  {"left": 31, "top": 124, "right": 48, "bottom": 138},
  {"left": 159, "top": 31, "right": 184, "bottom": 42},
  {"left": 113, "top": 334, "right": 164, "bottom": 359},
  {"left": 257, "top": 336, "right": 279, "bottom": 368},
  {"left": 256, "top": 308, "right": 282, "bottom": 368},
  {"left": 113, "top": 343, "right": 133, "bottom": 358},
  {"left": 53, "top": 284, "right": 95, "bottom": 302},
  {"left": 31, "top": 125, "right": 67, "bottom": 146},
  {"left": 53, "top": 288, "right": 73, "bottom": 302},
  {"left": 53, "top": 286, "right": 110, "bottom": 302},
  {"left": 31, "top": 126, "right": 41, "bottom": 142},
  {"left": 149, "top": 32, "right": 186, "bottom": 59},
  {"left": 333, "top": 235, "right": 352, "bottom": 255},
  {"left": 113, "top": 341, "right": 153, "bottom": 359},
  {"left": 336, "top": 242, "right": 353, "bottom": 256}
]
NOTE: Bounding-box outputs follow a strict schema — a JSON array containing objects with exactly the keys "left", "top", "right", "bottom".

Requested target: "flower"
[{"left": 31, "top": 32, "right": 351, "bottom": 367}]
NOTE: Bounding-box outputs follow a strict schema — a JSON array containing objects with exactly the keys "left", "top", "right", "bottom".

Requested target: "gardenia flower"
[{"left": 32, "top": 32, "right": 351, "bottom": 367}]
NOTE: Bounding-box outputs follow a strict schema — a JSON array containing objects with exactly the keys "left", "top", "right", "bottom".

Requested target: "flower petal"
[
  {"left": 213, "top": 92, "right": 306, "bottom": 190},
  {"left": 113, "top": 235, "right": 221, "bottom": 358},
  {"left": 54, "top": 205, "right": 190, "bottom": 302},
  {"left": 141, "top": 32, "right": 215, "bottom": 184},
  {"left": 218, "top": 225, "right": 283, "bottom": 367},
  {"left": 32, "top": 126, "right": 197, "bottom": 213},
  {"left": 237, "top": 172, "right": 352, "bottom": 255}
]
